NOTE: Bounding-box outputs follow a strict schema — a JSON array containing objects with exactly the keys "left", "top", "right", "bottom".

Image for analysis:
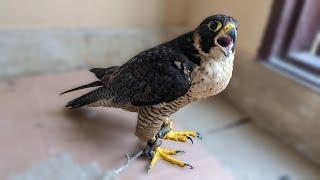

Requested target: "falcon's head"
[{"left": 193, "top": 14, "right": 238, "bottom": 59}]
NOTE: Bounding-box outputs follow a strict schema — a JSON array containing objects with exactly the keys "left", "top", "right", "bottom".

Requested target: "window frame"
[{"left": 258, "top": 0, "right": 320, "bottom": 90}]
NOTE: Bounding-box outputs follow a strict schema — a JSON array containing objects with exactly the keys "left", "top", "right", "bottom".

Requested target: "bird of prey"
[{"left": 61, "top": 14, "right": 238, "bottom": 172}]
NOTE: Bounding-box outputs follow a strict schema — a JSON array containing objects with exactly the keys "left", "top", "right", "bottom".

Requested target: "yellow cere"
[{"left": 223, "top": 23, "right": 236, "bottom": 32}]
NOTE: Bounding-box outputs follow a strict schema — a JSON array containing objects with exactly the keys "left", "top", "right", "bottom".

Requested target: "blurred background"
[{"left": 0, "top": 0, "right": 319, "bottom": 180}]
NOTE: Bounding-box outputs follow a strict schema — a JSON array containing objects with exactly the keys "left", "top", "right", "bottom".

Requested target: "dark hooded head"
[{"left": 194, "top": 14, "right": 238, "bottom": 58}]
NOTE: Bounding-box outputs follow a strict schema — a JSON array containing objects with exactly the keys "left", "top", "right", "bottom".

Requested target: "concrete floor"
[
  {"left": 1, "top": 70, "right": 320, "bottom": 180},
  {"left": 174, "top": 98, "right": 320, "bottom": 180}
]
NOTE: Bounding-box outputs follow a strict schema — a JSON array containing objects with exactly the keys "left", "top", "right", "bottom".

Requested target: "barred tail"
[{"left": 65, "top": 87, "right": 107, "bottom": 109}]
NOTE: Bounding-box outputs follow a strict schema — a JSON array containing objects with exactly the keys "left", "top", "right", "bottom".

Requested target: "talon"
[
  {"left": 144, "top": 143, "right": 191, "bottom": 171},
  {"left": 175, "top": 150, "right": 185, "bottom": 155},
  {"left": 160, "top": 119, "right": 202, "bottom": 143},
  {"left": 196, "top": 132, "right": 203, "bottom": 140},
  {"left": 185, "top": 163, "right": 193, "bottom": 169},
  {"left": 187, "top": 136, "right": 193, "bottom": 144}
]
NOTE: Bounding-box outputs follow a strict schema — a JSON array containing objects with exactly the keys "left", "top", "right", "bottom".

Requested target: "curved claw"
[
  {"left": 184, "top": 163, "right": 194, "bottom": 169},
  {"left": 175, "top": 150, "right": 185, "bottom": 155},
  {"left": 196, "top": 132, "right": 203, "bottom": 140},
  {"left": 187, "top": 136, "right": 194, "bottom": 144}
]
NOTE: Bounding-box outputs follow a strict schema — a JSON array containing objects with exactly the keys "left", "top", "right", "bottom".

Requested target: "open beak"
[{"left": 215, "top": 23, "right": 237, "bottom": 57}]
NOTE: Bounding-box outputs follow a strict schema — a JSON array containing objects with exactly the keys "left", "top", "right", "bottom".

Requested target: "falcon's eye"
[{"left": 208, "top": 20, "right": 222, "bottom": 32}]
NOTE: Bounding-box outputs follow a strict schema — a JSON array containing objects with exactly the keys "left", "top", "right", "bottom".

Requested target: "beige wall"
[{"left": 0, "top": 0, "right": 187, "bottom": 28}]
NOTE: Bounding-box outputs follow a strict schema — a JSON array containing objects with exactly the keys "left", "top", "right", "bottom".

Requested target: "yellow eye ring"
[{"left": 208, "top": 21, "right": 222, "bottom": 32}]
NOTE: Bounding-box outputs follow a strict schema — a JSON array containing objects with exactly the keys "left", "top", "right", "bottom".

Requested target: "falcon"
[{"left": 61, "top": 14, "right": 238, "bottom": 172}]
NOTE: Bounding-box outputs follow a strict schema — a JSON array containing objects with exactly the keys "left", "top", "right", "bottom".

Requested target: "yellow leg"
[
  {"left": 162, "top": 119, "right": 202, "bottom": 143},
  {"left": 145, "top": 118, "right": 201, "bottom": 172},
  {"left": 148, "top": 147, "right": 192, "bottom": 172}
]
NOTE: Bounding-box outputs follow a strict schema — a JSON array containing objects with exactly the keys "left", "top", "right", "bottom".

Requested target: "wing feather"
[{"left": 108, "top": 46, "right": 195, "bottom": 106}]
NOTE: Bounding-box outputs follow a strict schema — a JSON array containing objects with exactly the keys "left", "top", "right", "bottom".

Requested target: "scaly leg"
[
  {"left": 157, "top": 118, "right": 202, "bottom": 143},
  {"left": 144, "top": 138, "right": 193, "bottom": 172}
]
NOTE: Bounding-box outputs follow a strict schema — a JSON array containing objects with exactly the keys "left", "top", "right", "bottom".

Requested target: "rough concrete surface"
[{"left": 10, "top": 154, "right": 103, "bottom": 180}]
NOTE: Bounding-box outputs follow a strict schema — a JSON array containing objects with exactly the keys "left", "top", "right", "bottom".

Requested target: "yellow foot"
[
  {"left": 148, "top": 147, "right": 192, "bottom": 172},
  {"left": 158, "top": 118, "right": 202, "bottom": 143},
  {"left": 164, "top": 130, "right": 201, "bottom": 143}
]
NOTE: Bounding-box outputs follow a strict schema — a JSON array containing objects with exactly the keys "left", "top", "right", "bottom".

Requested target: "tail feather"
[
  {"left": 65, "top": 87, "right": 107, "bottom": 109},
  {"left": 60, "top": 81, "right": 103, "bottom": 95},
  {"left": 62, "top": 67, "right": 118, "bottom": 109},
  {"left": 90, "top": 66, "right": 118, "bottom": 80}
]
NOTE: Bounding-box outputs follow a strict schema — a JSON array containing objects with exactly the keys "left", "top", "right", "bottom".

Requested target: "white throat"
[{"left": 189, "top": 34, "right": 235, "bottom": 99}]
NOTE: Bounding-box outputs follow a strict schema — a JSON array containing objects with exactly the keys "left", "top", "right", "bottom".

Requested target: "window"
[{"left": 259, "top": 0, "right": 320, "bottom": 89}]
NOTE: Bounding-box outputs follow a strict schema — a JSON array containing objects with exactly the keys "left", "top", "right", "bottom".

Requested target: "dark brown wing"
[{"left": 106, "top": 46, "right": 195, "bottom": 106}]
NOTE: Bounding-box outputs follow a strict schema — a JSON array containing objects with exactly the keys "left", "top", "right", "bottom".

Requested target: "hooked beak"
[{"left": 215, "top": 23, "right": 237, "bottom": 57}]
